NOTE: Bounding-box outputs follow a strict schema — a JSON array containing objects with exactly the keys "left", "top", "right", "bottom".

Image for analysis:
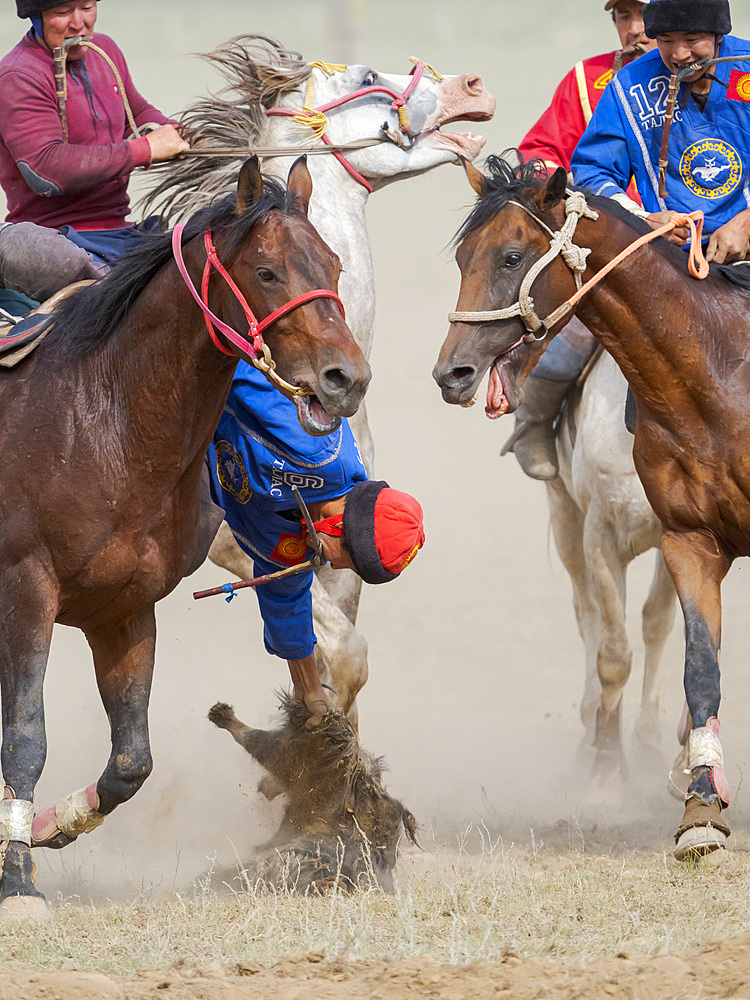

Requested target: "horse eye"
[
  {"left": 257, "top": 268, "right": 277, "bottom": 283},
  {"left": 361, "top": 71, "right": 378, "bottom": 87},
  {"left": 505, "top": 252, "right": 523, "bottom": 268}
]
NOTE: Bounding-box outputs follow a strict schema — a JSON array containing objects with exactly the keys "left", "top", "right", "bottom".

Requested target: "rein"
[
  {"left": 448, "top": 191, "right": 709, "bottom": 350},
  {"left": 171, "top": 222, "right": 345, "bottom": 401}
]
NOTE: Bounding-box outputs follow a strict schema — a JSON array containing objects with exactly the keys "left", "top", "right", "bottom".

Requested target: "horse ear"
[
  {"left": 462, "top": 157, "right": 487, "bottom": 198},
  {"left": 236, "top": 156, "right": 264, "bottom": 215},
  {"left": 287, "top": 155, "right": 313, "bottom": 217},
  {"left": 533, "top": 166, "right": 568, "bottom": 211}
]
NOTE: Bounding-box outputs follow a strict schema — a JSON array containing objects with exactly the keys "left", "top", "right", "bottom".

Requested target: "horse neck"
[
  {"left": 573, "top": 209, "right": 721, "bottom": 419},
  {"left": 102, "top": 254, "right": 237, "bottom": 476},
  {"left": 262, "top": 117, "right": 376, "bottom": 359}
]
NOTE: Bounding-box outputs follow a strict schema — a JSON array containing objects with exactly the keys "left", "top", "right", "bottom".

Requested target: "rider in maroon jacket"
[{"left": 0, "top": 1, "right": 188, "bottom": 302}]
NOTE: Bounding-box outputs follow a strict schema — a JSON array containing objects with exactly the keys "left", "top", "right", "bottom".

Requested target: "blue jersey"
[
  {"left": 571, "top": 36, "right": 750, "bottom": 232},
  {"left": 208, "top": 361, "right": 367, "bottom": 660}
]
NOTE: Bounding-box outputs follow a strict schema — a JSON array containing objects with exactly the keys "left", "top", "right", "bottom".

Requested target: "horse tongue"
[{"left": 485, "top": 362, "right": 508, "bottom": 419}]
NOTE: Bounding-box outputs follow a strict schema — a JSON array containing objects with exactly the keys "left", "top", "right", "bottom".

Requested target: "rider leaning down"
[{"left": 572, "top": 0, "right": 750, "bottom": 264}]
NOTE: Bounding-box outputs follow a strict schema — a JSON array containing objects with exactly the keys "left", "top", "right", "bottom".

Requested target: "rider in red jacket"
[
  {"left": 509, "top": 0, "right": 653, "bottom": 480},
  {"left": 0, "top": 1, "right": 188, "bottom": 304}
]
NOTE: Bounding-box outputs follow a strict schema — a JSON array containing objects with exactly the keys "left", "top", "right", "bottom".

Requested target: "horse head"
[
  {"left": 212, "top": 156, "right": 372, "bottom": 435},
  {"left": 433, "top": 154, "right": 580, "bottom": 418},
  {"left": 270, "top": 57, "right": 496, "bottom": 186}
]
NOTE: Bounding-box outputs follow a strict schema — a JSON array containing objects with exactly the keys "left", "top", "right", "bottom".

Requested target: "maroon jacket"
[{"left": 0, "top": 30, "right": 173, "bottom": 229}]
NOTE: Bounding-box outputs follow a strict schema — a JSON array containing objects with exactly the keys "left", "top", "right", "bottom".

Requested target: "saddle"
[{"left": 0, "top": 280, "right": 95, "bottom": 368}]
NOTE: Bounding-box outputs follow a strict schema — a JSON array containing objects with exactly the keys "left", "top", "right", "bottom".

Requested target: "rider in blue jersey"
[
  {"left": 514, "top": 0, "right": 748, "bottom": 480},
  {"left": 208, "top": 362, "right": 425, "bottom": 725},
  {"left": 572, "top": 0, "right": 750, "bottom": 259}
]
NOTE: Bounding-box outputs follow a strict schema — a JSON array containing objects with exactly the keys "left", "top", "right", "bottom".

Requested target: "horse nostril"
[
  {"left": 320, "top": 366, "right": 352, "bottom": 396},
  {"left": 449, "top": 365, "right": 476, "bottom": 386},
  {"left": 465, "top": 75, "right": 484, "bottom": 94}
]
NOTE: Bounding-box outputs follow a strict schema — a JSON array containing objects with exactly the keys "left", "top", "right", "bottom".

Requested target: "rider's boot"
[{"left": 504, "top": 375, "right": 571, "bottom": 481}]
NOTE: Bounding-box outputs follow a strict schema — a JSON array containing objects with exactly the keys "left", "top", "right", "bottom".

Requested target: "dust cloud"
[{"left": 1, "top": 0, "right": 750, "bottom": 899}]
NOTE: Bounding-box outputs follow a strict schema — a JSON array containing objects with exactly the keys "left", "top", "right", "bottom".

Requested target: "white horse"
[
  {"left": 551, "top": 347, "right": 682, "bottom": 784},
  {"left": 143, "top": 36, "right": 495, "bottom": 728}
]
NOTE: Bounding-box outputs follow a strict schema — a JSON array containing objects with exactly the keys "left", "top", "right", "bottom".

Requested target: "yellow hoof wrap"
[{"left": 56, "top": 785, "right": 106, "bottom": 838}]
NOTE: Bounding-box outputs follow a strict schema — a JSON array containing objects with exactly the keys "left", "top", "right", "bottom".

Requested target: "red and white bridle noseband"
[
  {"left": 266, "top": 59, "right": 432, "bottom": 193},
  {"left": 172, "top": 222, "right": 345, "bottom": 399}
]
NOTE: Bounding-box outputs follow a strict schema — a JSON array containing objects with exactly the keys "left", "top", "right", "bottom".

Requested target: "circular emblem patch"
[
  {"left": 679, "top": 139, "right": 742, "bottom": 200},
  {"left": 215, "top": 440, "right": 252, "bottom": 504}
]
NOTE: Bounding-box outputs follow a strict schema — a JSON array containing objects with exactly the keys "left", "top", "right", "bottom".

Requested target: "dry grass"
[{"left": 2, "top": 826, "right": 750, "bottom": 975}]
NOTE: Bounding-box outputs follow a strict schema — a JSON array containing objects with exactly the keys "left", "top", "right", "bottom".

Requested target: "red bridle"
[
  {"left": 172, "top": 222, "right": 345, "bottom": 370},
  {"left": 266, "top": 61, "right": 426, "bottom": 193}
]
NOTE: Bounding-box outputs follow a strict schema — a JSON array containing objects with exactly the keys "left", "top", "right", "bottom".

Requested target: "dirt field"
[{"left": 2, "top": 0, "right": 750, "bottom": 997}]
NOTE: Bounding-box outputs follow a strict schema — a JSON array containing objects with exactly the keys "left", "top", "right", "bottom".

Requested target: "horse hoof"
[
  {"left": 0, "top": 894, "right": 50, "bottom": 922},
  {"left": 673, "top": 825, "right": 728, "bottom": 862}
]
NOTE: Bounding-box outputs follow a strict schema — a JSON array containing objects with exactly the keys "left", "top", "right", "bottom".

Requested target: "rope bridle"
[
  {"left": 171, "top": 223, "right": 345, "bottom": 402},
  {"left": 448, "top": 190, "right": 709, "bottom": 349}
]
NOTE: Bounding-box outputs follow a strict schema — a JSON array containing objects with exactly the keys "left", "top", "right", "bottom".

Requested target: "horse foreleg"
[
  {"left": 661, "top": 530, "right": 731, "bottom": 860},
  {"left": 311, "top": 573, "right": 368, "bottom": 730},
  {"left": 635, "top": 550, "right": 677, "bottom": 745},
  {"left": 0, "top": 571, "right": 57, "bottom": 915},
  {"left": 32, "top": 609, "right": 156, "bottom": 849},
  {"left": 583, "top": 511, "right": 630, "bottom": 778}
]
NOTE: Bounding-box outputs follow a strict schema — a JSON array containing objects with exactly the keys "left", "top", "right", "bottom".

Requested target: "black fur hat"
[
  {"left": 16, "top": 0, "right": 101, "bottom": 16},
  {"left": 644, "top": 0, "right": 732, "bottom": 38}
]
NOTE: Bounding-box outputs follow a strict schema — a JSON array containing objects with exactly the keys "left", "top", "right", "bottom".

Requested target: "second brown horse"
[{"left": 434, "top": 154, "right": 750, "bottom": 861}]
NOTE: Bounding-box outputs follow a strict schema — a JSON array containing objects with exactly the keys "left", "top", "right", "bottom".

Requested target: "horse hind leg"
[
  {"left": 32, "top": 610, "right": 157, "bottom": 854},
  {"left": 0, "top": 569, "right": 57, "bottom": 918}
]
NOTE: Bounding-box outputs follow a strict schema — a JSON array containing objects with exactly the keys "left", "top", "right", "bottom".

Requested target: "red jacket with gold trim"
[{"left": 520, "top": 50, "right": 624, "bottom": 172}]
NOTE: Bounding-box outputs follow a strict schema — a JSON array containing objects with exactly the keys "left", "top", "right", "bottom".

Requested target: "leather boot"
[{"left": 502, "top": 376, "right": 571, "bottom": 481}]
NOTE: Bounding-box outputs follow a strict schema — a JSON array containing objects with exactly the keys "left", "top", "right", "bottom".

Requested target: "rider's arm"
[
  {"left": 518, "top": 66, "right": 587, "bottom": 172},
  {"left": 0, "top": 66, "right": 152, "bottom": 197},
  {"left": 570, "top": 82, "right": 635, "bottom": 202}
]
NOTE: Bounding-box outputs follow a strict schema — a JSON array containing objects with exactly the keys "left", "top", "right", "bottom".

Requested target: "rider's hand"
[
  {"left": 706, "top": 210, "right": 750, "bottom": 264},
  {"left": 144, "top": 124, "right": 189, "bottom": 163},
  {"left": 646, "top": 211, "right": 691, "bottom": 247}
]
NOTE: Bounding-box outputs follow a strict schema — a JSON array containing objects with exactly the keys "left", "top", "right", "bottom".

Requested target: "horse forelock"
[
  {"left": 453, "top": 149, "right": 551, "bottom": 249},
  {"left": 138, "top": 35, "right": 311, "bottom": 223},
  {"left": 45, "top": 179, "right": 288, "bottom": 360}
]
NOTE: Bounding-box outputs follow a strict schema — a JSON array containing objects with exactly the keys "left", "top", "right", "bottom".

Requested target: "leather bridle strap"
[
  {"left": 172, "top": 223, "right": 346, "bottom": 398},
  {"left": 266, "top": 60, "right": 427, "bottom": 193}
]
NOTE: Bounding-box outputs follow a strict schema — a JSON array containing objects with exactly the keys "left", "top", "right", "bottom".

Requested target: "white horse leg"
[
  {"left": 311, "top": 574, "right": 368, "bottom": 730},
  {"left": 582, "top": 510, "right": 630, "bottom": 777},
  {"left": 545, "top": 479, "right": 601, "bottom": 740},
  {"left": 635, "top": 550, "right": 677, "bottom": 745},
  {"left": 208, "top": 521, "right": 253, "bottom": 579}
]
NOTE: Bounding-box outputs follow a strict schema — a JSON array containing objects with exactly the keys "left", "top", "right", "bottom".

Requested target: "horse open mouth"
[
  {"left": 430, "top": 128, "right": 487, "bottom": 160},
  {"left": 294, "top": 393, "right": 341, "bottom": 436},
  {"left": 485, "top": 354, "right": 523, "bottom": 419},
  {"left": 425, "top": 100, "right": 494, "bottom": 161}
]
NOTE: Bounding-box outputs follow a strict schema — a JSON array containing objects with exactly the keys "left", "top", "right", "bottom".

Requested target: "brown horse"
[
  {"left": 0, "top": 156, "right": 371, "bottom": 917},
  {"left": 434, "top": 154, "right": 750, "bottom": 860}
]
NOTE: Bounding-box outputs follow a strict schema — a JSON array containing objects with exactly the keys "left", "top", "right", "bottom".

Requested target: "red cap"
[
  {"left": 373, "top": 489, "right": 425, "bottom": 574},
  {"left": 343, "top": 480, "right": 425, "bottom": 584}
]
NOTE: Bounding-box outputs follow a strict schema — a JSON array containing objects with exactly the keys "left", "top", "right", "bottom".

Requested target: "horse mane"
[
  {"left": 45, "top": 176, "right": 287, "bottom": 359},
  {"left": 453, "top": 150, "right": 550, "bottom": 247},
  {"left": 139, "top": 35, "right": 311, "bottom": 223},
  {"left": 456, "top": 149, "right": 750, "bottom": 295}
]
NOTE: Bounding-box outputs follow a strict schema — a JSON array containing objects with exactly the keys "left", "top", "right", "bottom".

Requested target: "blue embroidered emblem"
[
  {"left": 215, "top": 440, "right": 252, "bottom": 504},
  {"left": 679, "top": 139, "right": 742, "bottom": 200}
]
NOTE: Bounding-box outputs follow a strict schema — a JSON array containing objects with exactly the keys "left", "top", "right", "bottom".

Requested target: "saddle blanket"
[{"left": 0, "top": 312, "right": 54, "bottom": 368}]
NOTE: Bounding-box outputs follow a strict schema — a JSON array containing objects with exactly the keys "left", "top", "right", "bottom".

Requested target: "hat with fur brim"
[
  {"left": 342, "top": 480, "right": 425, "bottom": 585},
  {"left": 644, "top": 0, "right": 731, "bottom": 37},
  {"left": 604, "top": 1, "right": 648, "bottom": 11},
  {"left": 16, "top": 0, "right": 101, "bottom": 16}
]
